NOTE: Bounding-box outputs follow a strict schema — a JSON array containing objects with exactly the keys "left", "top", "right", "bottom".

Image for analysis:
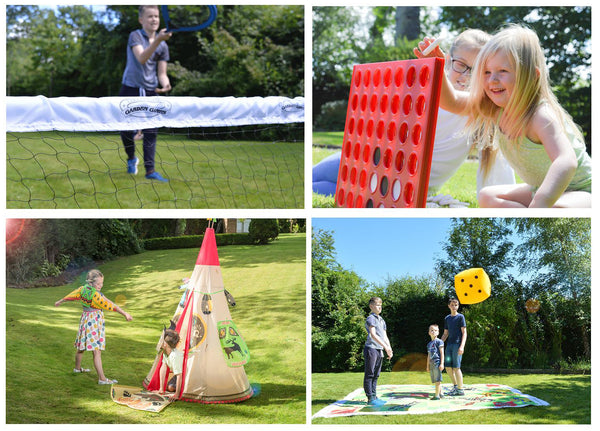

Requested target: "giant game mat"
[
  {"left": 111, "top": 385, "right": 174, "bottom": 412},
  {"left": 312, "top": 384, "right": 549, "bottom": 418}
]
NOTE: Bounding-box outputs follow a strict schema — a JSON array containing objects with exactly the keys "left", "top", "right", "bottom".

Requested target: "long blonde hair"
[
  {"left": 448, "top": 29, "right": 498, "bottom": 178},
  {"left": 467, "top": 24, "right": 584, "bottom": 146}
]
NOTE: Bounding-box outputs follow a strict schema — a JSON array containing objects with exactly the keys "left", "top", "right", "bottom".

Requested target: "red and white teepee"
[{"left": 143, "top": 228, "right": 253, "bottom": 403}]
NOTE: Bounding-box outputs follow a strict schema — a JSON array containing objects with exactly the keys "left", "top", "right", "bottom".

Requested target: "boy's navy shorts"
[{"left": 444, "top": 343, "right": 462, "bottom": 368}]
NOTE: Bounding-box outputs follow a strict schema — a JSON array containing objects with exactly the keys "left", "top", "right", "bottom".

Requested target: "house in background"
[{"left": 223, "top": 219, "right": 251, "bottom": 233}]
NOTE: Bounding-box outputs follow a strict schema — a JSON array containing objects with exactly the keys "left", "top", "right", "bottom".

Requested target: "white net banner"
[{"left": 6, "top": 95, "right": 305, "bottom": 132}]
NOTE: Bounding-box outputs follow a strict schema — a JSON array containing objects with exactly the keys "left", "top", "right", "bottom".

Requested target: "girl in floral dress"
[{"left": 55, "top": 269, "right": 132, "bottom": 384}]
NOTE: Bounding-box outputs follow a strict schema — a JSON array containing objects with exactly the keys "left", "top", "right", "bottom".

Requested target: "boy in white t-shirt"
[{"left": 159, "top": 328, "right": 184, "bottom": 398}]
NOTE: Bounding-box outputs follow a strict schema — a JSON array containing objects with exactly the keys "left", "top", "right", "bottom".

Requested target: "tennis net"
[{"left": 6, "top": 95, "right": 304, "bottom": 209}]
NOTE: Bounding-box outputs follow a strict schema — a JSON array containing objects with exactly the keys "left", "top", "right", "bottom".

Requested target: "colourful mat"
[
  {"left": 111, "top": 385, "right": 174, "bottom": 412},
  {"left": 312, "top": 384, "right": 549, "bottom": 418}
]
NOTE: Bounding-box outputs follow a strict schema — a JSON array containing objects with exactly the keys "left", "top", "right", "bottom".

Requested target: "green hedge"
[{"left": 144, "top": 233, "right": 252, "bottom": 250}]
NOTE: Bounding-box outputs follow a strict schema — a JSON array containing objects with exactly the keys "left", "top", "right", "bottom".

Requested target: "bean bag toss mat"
[
  {"left": 111, "top": 385, "right": 175, "bottom": 413},
  {"left": 312, "top": 384, "right": 549, "bottom": 418}
]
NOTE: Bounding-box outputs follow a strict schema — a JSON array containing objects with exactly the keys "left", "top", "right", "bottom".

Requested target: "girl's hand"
[
  {"left": 124, "top": 312, "right": 133, "bottom": 321},
  {"left": 54, "top": 300, "right": 63, "bottom": 307},
  {"left": 413, "top": 37, "right": 445, "bottom": 59}
]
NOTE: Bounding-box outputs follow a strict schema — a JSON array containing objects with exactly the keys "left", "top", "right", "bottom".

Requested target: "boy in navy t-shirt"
[
  {"left": 441, "top": 297, "right": 467, "bottom": 396},
  {"left": 426, "top": 324, "right": 445, "bottom": 400}
]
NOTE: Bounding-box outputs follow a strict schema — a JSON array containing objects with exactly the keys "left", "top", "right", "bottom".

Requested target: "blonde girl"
[
  {"left": 417, "top": 24, "right": 591, "bottom": 208},
  {"left": 55, "top": 269, "right": 133, "bottom": 384},
  {"left": 430, "top": 29, "right": 515, "bottom": 198}
]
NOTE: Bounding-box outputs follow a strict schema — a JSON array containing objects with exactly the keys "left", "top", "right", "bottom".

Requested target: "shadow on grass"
[
  {"left": 8, "top": 382, "right": 306, "bottom": 424},
  {"left": 514, "top": 376, "right": 590, "bottom": 424}
]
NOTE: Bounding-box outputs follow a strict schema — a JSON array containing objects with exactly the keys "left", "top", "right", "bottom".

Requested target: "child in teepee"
[
  {"left": 54, "top": 269, "right": 132, "bottom": 384},
  {"left": 158, "top": 328, "right": 184, "bottom": 398}
]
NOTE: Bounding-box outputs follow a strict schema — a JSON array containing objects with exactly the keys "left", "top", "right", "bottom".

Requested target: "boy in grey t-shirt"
[
  {"left": 363, "top": 297, "right": 393, "bottom": 406},
  {"left": 119, "top": 5, "right": 172, "bottom": 182}
]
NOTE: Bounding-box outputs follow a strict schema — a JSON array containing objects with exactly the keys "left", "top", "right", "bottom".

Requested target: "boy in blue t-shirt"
[
  {"left": 426, "top": 324, "right": 445, "bottom": 400},
  {"left": 441, "top": 297, "right": 467, "bottom": 396},
  {"left": 119, "top": 5, "right": 172, "bottom": 182},
  {"left": 363, "top": 297, "right": 393, "bottom": 406}
]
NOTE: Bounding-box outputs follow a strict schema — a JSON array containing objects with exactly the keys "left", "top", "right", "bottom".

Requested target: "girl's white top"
[{"left": 429, "top": 109, "right": 516, "bottom": 195}]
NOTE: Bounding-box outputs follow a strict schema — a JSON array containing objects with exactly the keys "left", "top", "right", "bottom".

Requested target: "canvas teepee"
[{"left": 143, "top": 228, "right": 253, "bottom": 403}]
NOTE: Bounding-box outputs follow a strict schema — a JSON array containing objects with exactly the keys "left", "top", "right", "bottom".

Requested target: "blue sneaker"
[
  {"left": 127, "top": 157, "right": 139, "bottom": 174},
  {"left": 145, "top": 171, "right": 169, "bottom": 182},
  {"left": 367, "top": 398, "right": 386, "bottom": 407},
  {"left": 445, "top": 386, "right": 458, "bottom": 396}
]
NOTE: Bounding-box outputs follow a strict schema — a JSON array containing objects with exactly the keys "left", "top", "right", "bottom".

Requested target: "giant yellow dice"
[{"left": 454, "top": 268, "right": 491, "bottom": 304}]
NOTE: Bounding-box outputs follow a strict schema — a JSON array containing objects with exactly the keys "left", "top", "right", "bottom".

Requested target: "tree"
[
  {"left": 373, "top": 274, "right": 446, "bottom": 358},
  {"left": 311, "top": 229, "right": 368, "bottom": 371},
  {"left": 169, "top": 5, "right": 304, "bottom": 98},
  {"left": 7, "top": 5, "right": 95, "bottom": 96},
  {"left": 312, "top": 7, "right": 364, "bottom": 123},
  {"left": 313, "top": 7, "right": 424, "bottom": 129},
  {"left": 436, "top": 218, "right": 514, "bottom": 297},
  {"left": 7, "top": 5, "right": 303, "bottom": 99},
  {"left": 508, "top": 218, "right": 591, "bottom": 359},
  {"left": 439, "top": 7, "right": 590, "bottom": 86},
  {"left": 395, "top": 7, "right": 420, "bottom": 42},
  {"left": 6, "top": 219, "right": 142, "bottom": 286}
]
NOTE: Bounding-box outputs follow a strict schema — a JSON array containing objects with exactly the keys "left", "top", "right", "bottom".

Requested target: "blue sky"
[{"left": 312, "top": 218, "right": 454, "bottom": 284}]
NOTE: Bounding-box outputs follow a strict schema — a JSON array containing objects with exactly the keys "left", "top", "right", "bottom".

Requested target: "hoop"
[{"left": 161, "top": 5, "right": 217, "bottom": 33}]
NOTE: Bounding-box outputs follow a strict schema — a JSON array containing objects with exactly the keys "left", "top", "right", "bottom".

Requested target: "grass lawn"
[
  {"left": 7, "top": 131, "right": 304, "bottom": 209},
  {"left": 6, "top": 233, "right": 306, "bottom": 424},
  {"left": 312, "top": 131, "right": 521, "bottom": 208},
  {"left": 312, "top": 371, "right": 590, "bottom": 424}
]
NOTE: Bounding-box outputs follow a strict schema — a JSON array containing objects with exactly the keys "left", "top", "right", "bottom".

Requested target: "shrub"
[
  {"left": 249, "top": 219, "right": 279, "bottom": 244},
  {"left": 144, "top": 233, "right": 252, "bottom": 250},
  {"left": 314, "top": 100, "right": 347, "bottom": 131}
]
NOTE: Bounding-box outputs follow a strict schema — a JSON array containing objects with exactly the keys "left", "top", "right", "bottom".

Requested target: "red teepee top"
[{"left": 195, "top": 228, "right": 220, "bottom": 266}]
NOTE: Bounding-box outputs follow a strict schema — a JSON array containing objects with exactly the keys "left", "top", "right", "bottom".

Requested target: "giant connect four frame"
[{"left": 335, "top": 58, "right": 445, "bottom": 208}]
